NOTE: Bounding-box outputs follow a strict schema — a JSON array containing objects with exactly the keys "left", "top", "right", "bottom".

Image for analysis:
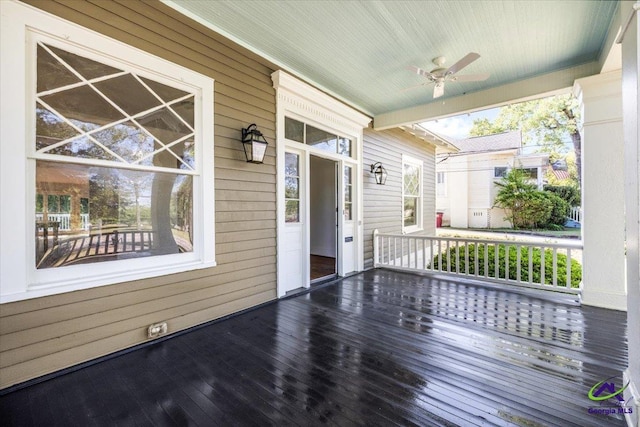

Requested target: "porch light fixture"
[
  {"left": 370, "top": 162, "right": 388, "bottom": 185},
  {"left": 241, "top": 123, "right": 268, "bottom": 164}
]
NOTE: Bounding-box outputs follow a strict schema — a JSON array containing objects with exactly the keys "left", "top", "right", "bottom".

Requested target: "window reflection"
[{"left": 35, "top": 160, "right": 193, "bottom": 269}]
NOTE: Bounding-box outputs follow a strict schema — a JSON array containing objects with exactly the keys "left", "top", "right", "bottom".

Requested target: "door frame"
[{"left": 273, "top": 71, "right": 370, "bottom": 297}]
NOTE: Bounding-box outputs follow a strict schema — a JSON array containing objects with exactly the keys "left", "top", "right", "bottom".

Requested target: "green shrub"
[
  {"left": 543, "top": 185, "right": 581, "bottom": 207},
  {"left": 542, "top": 191, "right": 570, "bottom": 227},
  {"left": 429, "top": 243, "right": 582, "bottom": 288}
]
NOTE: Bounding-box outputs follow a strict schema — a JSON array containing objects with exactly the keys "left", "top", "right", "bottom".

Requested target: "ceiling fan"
[{"left": 406, "top": 53, "right": 490, "bottom": 99}]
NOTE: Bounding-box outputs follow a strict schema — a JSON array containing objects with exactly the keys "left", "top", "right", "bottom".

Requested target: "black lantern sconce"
[
  {"left": 370, "top": 162, "right": 388, "bottom": 185},
  {"left": 241, "top": 123, "right": 268, "bottom": 164}
]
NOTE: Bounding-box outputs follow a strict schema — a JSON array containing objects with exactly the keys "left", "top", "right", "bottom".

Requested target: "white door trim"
[{"left": 272, "top": 71, "right": 370, "bottom": 297}]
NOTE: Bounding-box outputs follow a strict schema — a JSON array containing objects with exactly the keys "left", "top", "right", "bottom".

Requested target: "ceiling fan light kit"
[{"left": 406, "top": 52, "right": 489, "bottom": 99}]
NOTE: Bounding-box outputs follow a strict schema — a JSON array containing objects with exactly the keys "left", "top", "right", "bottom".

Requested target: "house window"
[
  {"left": 436, "top": 172, "right": 446, "bottom": 196},
  {"left": 1, "top": 3, "right": 215, "bottom": 302},
  {"left": 402, "top": 155, "right": 423, "bottom": 233},
  {"left": 494, "top": 167, "right": 508, "bottom": 178},
  {"left": 285, "top": 152, "right": 300, "bottom": 222},
  {"left": 284, "top": 116, "right": 352, "bottom": 158},
  {"left": 521, "top": 167, "right": 539, "bottom": 180}
]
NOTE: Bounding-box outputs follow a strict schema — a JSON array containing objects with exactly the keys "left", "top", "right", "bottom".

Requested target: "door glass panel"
[
  {"left": 344, "top": 165, "right": 352, "bottom": 221},
  {"left": 306, "top": 125, "right": 337, "bottom": 153},
  {"left": 285, "top": 152, "right": 300, "bottom": 223}
]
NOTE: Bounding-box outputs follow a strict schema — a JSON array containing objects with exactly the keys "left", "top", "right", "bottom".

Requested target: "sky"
[{"left": 421, "top": 107, "right": 500, "bottom": 141}]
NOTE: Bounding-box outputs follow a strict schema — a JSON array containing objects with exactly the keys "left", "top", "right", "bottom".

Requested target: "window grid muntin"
[{"left": 34, "top": 42, "right": 196, "bottom": 172}]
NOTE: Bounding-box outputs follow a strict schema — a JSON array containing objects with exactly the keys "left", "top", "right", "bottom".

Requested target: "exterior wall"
[
  {"left": 363, "top": 128, "right": 436, "bottom": 269},
  {"left": 0, "top": 0, "right": 277, "bottom": 389}
]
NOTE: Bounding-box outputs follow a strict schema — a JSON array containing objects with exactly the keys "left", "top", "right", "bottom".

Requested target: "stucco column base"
[{"left": 581, "top": 289, "right": 627, "bottom": 311}]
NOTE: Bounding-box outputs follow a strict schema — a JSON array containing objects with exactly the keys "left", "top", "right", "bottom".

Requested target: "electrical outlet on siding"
[{"left": 147, "top": 322, "right": 168, "bottom": 339}]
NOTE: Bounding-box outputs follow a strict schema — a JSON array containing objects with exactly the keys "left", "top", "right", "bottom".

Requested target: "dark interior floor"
[
  {"left": 310, "top": 254, "right": 335, "bottom": 280},
  {"left": 0, "top": 269, "right": 628, "bottom": 426}
]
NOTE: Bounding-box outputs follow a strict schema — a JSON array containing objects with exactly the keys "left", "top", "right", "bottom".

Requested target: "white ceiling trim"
[{"left": 374, "top": 61, "right": 601, "bottom": 130}]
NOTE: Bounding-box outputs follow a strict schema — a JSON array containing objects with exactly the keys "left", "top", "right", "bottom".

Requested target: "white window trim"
[
  {"left": 0, "top": 1, "right": 215, "bottom": 303},
  {"left": 402, "top": 154, "right": 424, "bottom": 234}
]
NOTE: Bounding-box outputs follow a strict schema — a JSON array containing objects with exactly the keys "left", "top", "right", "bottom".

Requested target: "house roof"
[
  {"left": 165, "top": 0, "right": 622, "bottom": 129},
  {"left": 450, "top": 130, "right": 522, "bottom": 154}
]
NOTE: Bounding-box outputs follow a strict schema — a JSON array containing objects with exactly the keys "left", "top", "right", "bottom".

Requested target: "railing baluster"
[
  {"left": 494, "top": 243, "right": 500, "bottom": 279},
  {"left": 446, "top": 240, "right": 451, "bottom": 273},
  {"left": 528, "top": 248, "right": 533, "bottom": 284},
  {"left": 484, "top": 243, "right": 489, "bottom": 278},
  {"left": 540, "top": 246, "right": 546, "bottom": 286},
  {"left": 516, "top": 244, "right": 521, "bottom": 283},
  {"left": 552, "top": 248, "right": 558, "bottom": 287},
  {"left": 474, "top": 244, "right": 479, "bottom": 277},
  {"left": 438, "top": 239, "right": 442, "bottom": 272},
  {"left": 464, "top": 243, "right": 469, "bottom": 276},
  {"left": 566, "top": 248, "right": 572, "bottom": 288},
  {"left": 455, "top": 240, "right": 460, "bottom": 274},
  {"left": 505, "top": 244, "right": 509, "bottom": 281}
]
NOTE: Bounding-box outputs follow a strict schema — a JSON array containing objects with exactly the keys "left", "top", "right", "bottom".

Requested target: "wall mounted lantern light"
[
  {"left": 370, "top": 162, "right": 388, "bottom": 185},
  {"left": 241, "top": 123, "right": 268, "bottom": 164}
]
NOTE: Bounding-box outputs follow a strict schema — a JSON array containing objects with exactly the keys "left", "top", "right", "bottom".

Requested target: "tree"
[
  {"left": 470, "top": 94, "right": 582, "bottom": 187},
  {"left": 494, "top": 168, "right": 552, "bottom": 229}
]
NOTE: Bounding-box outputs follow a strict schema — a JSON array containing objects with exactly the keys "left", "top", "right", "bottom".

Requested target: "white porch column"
[{"left": 573, "top": 71, "right": 626, "bottom": 311}]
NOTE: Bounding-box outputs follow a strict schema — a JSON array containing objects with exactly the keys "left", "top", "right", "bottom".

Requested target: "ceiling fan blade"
[
  {"left": 433, "top": 82, "right": 445, "bottom": 98},
  {"left": 451, "top": 73, "right": 490, "bottom": 82},
  {"left": 445, "top": 52, "right": 480, "bottom": 75},
  {"left": 407, "top": 65, "right": 433, "bottom": 78}
]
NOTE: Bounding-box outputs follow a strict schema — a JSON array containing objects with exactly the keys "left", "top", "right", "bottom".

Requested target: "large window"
[
  {"left": 1, "top": 3, "right": 215, "bottom": 302},
  {"left": 402, "top": 155, "right": 423, "bottom": 233}
]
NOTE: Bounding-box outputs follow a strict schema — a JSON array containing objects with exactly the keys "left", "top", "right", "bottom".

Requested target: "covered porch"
[{"left": 0, "top": 269, "right": 627, "bottom": 426}]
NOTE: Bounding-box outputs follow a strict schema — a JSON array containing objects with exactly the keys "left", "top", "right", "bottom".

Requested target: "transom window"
[
  {"left": 402, "top": 155, "right": 423, "bottom": 233},
  {"left": 285, "top": 117, "right": 352, "bottom": 157}
]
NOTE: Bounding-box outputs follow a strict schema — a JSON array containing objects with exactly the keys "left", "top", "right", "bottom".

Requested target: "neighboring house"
[{"left": 436, "top": 131, "right": 549, "bottom": 228}]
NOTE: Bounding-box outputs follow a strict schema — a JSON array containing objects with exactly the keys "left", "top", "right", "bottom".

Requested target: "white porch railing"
[
  {"left": 569, "top": 206, "right": 582, "bottom": 223},
  {"left": 35, "top": 213, "right": 90, "bottom": 231},
  {"left": 373, "top": 230, "right": 583, "bottom": 295}
]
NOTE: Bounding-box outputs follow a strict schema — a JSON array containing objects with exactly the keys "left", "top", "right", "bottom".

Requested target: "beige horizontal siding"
[
  {"left": 363, "top": 128, "right": 436, "bottom": 269},
  {"left": 1, "top": 0, "right": 278, "bottom": 389}
]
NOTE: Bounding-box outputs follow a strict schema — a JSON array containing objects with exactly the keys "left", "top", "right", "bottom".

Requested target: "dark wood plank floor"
[
  {"left": 311, "top": 255, "right": 335, "bottom": 280},
  {"left": 0, "top": 269, "right": 628, "bottom": 426}
]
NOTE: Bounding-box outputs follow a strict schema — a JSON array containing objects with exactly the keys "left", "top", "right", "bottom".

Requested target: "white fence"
[
  {"left": 373, "top": 230, "right": 583, "bottom": 295},
  {"left": 569, "top": 206, "right": 582, "bottom": 223},
  {"left": 36, "top": 213, "right": 90, "bottom": 231}
]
